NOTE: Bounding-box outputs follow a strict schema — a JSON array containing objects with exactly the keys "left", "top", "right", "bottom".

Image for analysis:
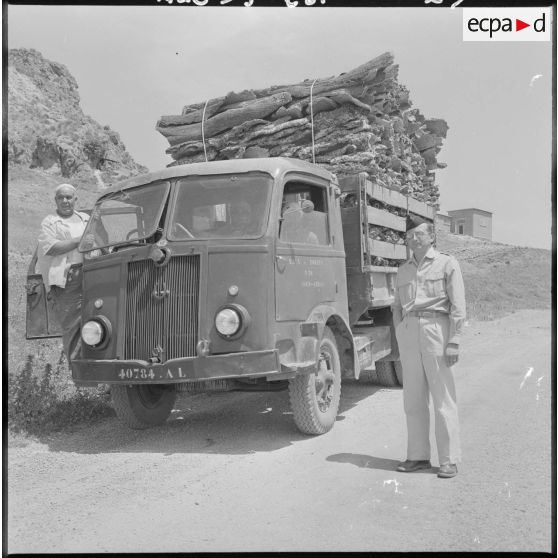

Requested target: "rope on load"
[
  {"left": 310, "top": 78, "right": 318, "bottom": 164},
  {"left": 201, "top": 98, "right": 210, "bottom": 162}
]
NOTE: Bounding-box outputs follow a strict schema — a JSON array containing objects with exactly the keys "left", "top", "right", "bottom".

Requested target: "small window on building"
[
  {"left": 479, "top": 217, "right": 487, "bottom": 228},
  {"left": 457, "top": 219, "right": 465, "bottom": 235}
]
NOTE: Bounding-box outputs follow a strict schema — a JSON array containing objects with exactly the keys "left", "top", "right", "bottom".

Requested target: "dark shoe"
[
  {"left": 396, "top": 459, "right": 432, "bottom": 472},
  {"left": 437, "top": 463, "right": 458, "bottom": 478}
]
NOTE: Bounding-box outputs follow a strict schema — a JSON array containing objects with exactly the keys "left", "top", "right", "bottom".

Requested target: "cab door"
[
  {"left": 275, "top": 177, "right": 337, "bottom": 321},
  {"left": 26, "top": 247, "right": 62, "bottom": 338}
]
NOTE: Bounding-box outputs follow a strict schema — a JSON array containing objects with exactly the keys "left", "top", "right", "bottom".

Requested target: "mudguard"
[{"left": 278, "top": 303, "right": 359, "bottom": 380}]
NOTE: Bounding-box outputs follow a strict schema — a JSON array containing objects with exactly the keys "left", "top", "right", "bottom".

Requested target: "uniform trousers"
[{"left": 395, "top": 314, "right": 461, "bottom": 465}]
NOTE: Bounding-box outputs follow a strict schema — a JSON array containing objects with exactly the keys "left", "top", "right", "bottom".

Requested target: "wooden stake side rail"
[
  {"left": 368, "top": 238, "right": 407, "bottom": 260},
  {"left": 365, "top": 181, "right": 436, "bottom": 221},
  {"left": 364, "top": 265, "right": 399, "bottom": 274},
  {"left": 366, "top": 206, "right": 406, "bottom": 231},
  {"left": 338, "top": 172, "right": 436, "bottom": 221}
]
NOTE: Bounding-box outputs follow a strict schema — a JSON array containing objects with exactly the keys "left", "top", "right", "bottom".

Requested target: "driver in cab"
[{"left": 218, "top": 200, "right": 260, "bottom": 237}]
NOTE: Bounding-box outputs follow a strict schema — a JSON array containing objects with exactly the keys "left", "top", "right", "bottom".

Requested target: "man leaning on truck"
[
  {"left": 392, "top": 215, "right": 466, "bottom": 479},
  {"left": 37, "top": 183, "right": 89, "bottom": 363}
]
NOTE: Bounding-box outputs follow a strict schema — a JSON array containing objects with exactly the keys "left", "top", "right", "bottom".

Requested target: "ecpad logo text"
[{"left": 463, "top": 8, "right": 551, "bottom": 42}]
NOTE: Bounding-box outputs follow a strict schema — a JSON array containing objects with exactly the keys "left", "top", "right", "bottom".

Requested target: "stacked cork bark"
[{"left": 156, "top": 51, "right": 447, "bottom": 206}]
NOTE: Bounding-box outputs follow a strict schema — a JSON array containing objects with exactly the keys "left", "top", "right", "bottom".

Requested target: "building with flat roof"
[
  {"left": 447, "top": 208, "right": 493, "bottom": 240},
  {"left": 435, "top": 212, "right": 452, "bottom": 233}
]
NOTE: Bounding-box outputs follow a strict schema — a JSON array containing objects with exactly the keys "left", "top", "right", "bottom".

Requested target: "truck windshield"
[
  {"left": 80, "top": 181, "right": 170, "bottom": 251},
  {"left": 168, "top": 173, "right": 272, "bottom": 240}
]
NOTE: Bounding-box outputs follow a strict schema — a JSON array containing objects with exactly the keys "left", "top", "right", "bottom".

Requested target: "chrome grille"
[{"left": 124, "top": 255, "right": 200, "bottom": 361}]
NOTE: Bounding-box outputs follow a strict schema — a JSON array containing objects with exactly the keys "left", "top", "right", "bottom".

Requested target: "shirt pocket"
[
  {"left": 424, "top": 273, "right": 446, "bottom": 297},
  {"left": 397, "top": 281, "right": 415, "bottom": 306}
]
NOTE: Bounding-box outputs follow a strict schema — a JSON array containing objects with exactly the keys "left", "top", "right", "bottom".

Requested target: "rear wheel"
[
  {"left": 288, "top": 327, "right": 342, "bottom": 435},
  {"left": 111, "top": 384, "right": 177, "bottom": 429},
  {"left": 375, "top": 361, "right": 399, "bottom": 387},
  {"left": 394, "top": 360, "right": 403, "bottom": 386},
  {"left": 358, "top": 368, "right": 378, "bottom": 383}
]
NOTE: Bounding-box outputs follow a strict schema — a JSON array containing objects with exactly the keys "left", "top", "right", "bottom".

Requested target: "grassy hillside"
[{"left": 436, "top": 229, "right": 551, "bottom": 321}]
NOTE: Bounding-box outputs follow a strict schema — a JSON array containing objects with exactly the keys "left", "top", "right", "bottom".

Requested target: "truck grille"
[{"left": 124, "top": 255, "right": 200, "bottom": 362}]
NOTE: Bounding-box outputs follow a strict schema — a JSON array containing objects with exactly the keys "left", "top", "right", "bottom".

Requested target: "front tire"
[
  {"left": 111, "top": 384, "right": 177, "bottom": 429},
  {"left": 288, "top": 327, "right": 342, "bottom": 435}
]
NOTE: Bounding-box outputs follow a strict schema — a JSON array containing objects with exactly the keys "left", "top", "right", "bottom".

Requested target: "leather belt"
[{"left": 405, "top": 310, "right": 448, "bottom": 318}]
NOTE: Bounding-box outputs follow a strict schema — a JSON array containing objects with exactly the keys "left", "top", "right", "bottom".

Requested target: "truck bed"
[{"left": 338, "top": 173, "right": 435, "bottom": 325}]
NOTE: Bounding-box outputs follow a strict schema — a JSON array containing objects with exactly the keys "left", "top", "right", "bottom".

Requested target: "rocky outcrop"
[
  {"left": 156, "top": 52, "right": 447, "bottom": 205},
  {"left": 8, "top": 48, "right": 147, "bottom": 184}
]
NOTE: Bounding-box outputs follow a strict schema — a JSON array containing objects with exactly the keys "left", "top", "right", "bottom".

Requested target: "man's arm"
[
  {"left": 392, "top": 274, "right": 403, "bottom": 328},
  {"left": 45, "top": 238, "right": 81, "bottom": 256},
  {"left": 446, "top": 257, "right": 466, "bottom": 344},
  {"left": 38, "top": 215, "right": 85, "bottom": 257},
  {"left": 445, "top": 257, "right": 466, "bottom": 366}
]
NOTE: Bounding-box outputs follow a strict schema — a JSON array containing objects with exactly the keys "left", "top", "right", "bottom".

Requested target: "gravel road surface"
[{"left": 8, "top": 309, "right": 552, "bottom": 553}]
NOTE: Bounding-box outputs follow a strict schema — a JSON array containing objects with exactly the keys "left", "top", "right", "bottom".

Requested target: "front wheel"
[
  {"left": 111, "top": 384, "right": 177, "bottom": 429},
  {"left": 288, "top": 327, "right": 342, "bottom": 435}
]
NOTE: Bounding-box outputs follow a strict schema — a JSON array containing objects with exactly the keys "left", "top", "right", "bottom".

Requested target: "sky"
[{"left": 7, "top": 4, "right": 555, "bottom": 249}]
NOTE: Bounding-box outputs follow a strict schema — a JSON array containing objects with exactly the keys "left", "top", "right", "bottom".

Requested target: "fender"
[{"left": 277, "top": 303, "right": 358, "bottom": 379}]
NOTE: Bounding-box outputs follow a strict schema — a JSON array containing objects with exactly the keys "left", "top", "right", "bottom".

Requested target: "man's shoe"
[
  {"left": 396, "top": 459, "right": 432, "bottom": 472},
  {"left": 437, "top": 463, "right": 458, "bottom": 478}
]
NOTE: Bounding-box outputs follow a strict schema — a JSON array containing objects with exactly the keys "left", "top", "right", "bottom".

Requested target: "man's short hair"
[{"left": 55, "top": 183, "right": 76, "bottom": 196}]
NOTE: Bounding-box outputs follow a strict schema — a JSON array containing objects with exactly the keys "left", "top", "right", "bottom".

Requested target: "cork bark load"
[{"left": 156, "top": 51, "right": 447, "bottom": 210}]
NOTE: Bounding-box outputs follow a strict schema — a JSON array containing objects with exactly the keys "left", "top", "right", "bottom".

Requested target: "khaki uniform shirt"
[{"left": 393, "top": 247, "right": 466, "bottom": 345}]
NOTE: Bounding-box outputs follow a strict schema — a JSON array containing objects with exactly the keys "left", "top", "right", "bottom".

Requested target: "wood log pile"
[{"left": 156, "top": 51, "right": 447, "bottom": 205}]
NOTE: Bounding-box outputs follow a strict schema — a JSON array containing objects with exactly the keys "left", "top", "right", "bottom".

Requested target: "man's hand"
[
  {"left": 445, "top": 343, "right": 459, "bottom": 367},
  {"left": 81, "top": 233, "right": 96, "bottom": 250}
]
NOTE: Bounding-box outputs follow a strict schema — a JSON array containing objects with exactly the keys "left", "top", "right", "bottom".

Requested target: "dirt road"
[{"left": 8, "top": 309, "right": 553, "bottom": 553}]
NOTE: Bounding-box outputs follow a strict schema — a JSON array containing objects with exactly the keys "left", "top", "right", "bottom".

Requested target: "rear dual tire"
[{"left": 360, "top": 360, "right": 403, "bottom": 387}]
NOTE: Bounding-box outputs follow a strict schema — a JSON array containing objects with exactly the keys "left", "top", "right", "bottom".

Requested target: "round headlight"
[
  {"left": 215, "top": 308, "right": 242, "bottom": 337},
  {"left": 82, "top": 320, "right": 105, "bottom": 346}
]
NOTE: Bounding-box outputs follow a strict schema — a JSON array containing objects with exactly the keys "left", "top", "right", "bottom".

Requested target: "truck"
[{"left": 26, "top": 157, "right": 435, "bottom": 433}]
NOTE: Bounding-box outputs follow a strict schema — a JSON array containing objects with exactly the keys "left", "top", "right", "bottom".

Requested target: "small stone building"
[
  {"left": 448, "top": 208, "right": 493, "bottom": 240},
  {"left": 435, "top": 212, "right": 452, "bottom": 233}
]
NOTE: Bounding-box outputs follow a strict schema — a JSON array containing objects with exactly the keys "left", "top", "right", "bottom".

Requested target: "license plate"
[
  {"left": 117, "top": 367, "right": 157, "bottom": 381},
  {"left": 117, "top": 366, "right": 191, "bottom": 381}
]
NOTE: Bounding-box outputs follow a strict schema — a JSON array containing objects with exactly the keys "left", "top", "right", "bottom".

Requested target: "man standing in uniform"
[
  {"left": 37, "top": 183, "right": 89, "bottom": 364},
  {"left": 392, "top": 215, "right": 466, "bottom": 478}
]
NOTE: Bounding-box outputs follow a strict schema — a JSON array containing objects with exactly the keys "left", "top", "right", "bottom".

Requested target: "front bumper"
[{"left": 72, "top": 349, "right": 282, "bottom": 386}]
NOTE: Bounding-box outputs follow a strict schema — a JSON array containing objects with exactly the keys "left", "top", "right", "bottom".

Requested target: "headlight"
[
  {"left": 81, "top": 320, "right": 105, "bottom": 346},
  {"left": 215, "top": 308, "right": 242, "bottom": 337}
]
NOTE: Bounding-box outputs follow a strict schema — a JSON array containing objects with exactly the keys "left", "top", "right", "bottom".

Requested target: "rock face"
[
  {"left": 156, "top": 52, "right": 447, "bottom": 205},
  {"left": 8, "top": 48, "right": 147, "bottom": 184}
]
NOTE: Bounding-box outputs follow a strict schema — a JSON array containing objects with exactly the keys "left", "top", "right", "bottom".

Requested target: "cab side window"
[{"left": 279, "top": 182, "right": 329, "bottom": 245}]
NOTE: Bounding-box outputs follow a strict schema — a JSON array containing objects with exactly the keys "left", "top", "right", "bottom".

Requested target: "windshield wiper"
[{"left": 110, "top": 240, "right": 146, "bottom": 252}]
